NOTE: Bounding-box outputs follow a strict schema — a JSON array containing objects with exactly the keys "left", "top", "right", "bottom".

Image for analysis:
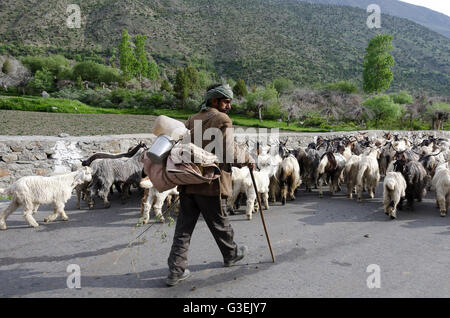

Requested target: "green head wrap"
[{"left": 200, "top": 84, "right": 234, "bottom": 111}]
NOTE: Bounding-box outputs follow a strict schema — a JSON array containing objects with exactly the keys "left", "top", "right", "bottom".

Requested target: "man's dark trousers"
[{"left": 168, "top": 192, "right": 238, "bottom": 276}]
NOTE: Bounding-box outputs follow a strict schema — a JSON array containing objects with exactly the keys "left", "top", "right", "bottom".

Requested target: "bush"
[
  {"left": 1, "top": 58, "right": 13, "bottom": 74},
  {"left": 71, "top": 61, "right": 120, "bottom": 84},
  {"left": 425, "top": 102, "right": 450, "bottom": 118},
  {"left": 263, "top": 103, "right": 284, "bottom": 120},
  {"left": 21, "top": 55, "right": 71, "bottom": 76},
  {"left": 27, "top": 68, "right": 54, "bottom": 92},
  {"left": 389, "top": 90, "right": 413, "bottom": 104},
  {"left": 81, "top": 89, "right": 113, "bottom": 107},
  {"left": 302, "top": 114, "right": 328, "bottom": 128},
  {"left": 51, "top": 87, "right": 84, "bottom": 100},
  {"left": 324, "top": 81, "right": 358, "bottom": 94},
  {"left": 362, "top": 95, "right": 404, "bottom": 125}
]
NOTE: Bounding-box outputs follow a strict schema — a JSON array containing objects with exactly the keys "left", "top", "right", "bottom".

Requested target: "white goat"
[
  {"left": 383, "top": 172, "right": 407, "bottom": 219},
  {"left": 229, "top": 166, "right": 271, "bottom": 220},
  {"left": 278, "top": 155, "right": 301, "bottom": 204},
  {"left": 431, "top": 163, "right": 450, "bottom": 217},
  {"left": 139, "top": 177, "right": 179, "bottom": 224},
  {"left": 0, "top": 167, "right": 92, "bottom": 230},
  {"left": 356, "top": 148, "right": 381, "bottom": 202},
  {"left": 344, "top": 154, "right": 361, "bottom": 199}
]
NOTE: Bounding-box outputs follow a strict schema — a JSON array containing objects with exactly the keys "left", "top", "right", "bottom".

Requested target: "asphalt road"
[{"left": 0, "top": 181, "right": 449, "bottom": 298}]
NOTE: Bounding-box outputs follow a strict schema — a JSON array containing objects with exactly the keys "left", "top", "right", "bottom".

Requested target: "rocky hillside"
[
  {"left": 300, "top": 0, "right": 450, "bottom": 38},
  {"left": 0, "top": 0, "right": 449, "bottom": 95}
]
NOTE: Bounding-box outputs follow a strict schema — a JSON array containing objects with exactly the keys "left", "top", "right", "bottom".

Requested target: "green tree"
[
  {"left": 233, "top": 79, "right": 248, "bottom": 98},
  {"left": 119, "top": 29, "right": 137, "bottom": 80},
  {"left": 363, "top": 34, "right": 394, "bottom": 94},
  {"left": 245, "top": 85, "right": 279, "bottom": 122},
  {"left": 362, "top": 95, "right": 404, "bottom": 126},
  {"left": 160, "top": 79, "right": 172, "bottom": 92},
  {"left": 272, "top": 77, "right": 294, "bottom": 95},
  {"left": 27, "top": 68, "right": 54, "bottom": 92},
  {"left": 185, "top": 64, "right": 199, "bottom": 91},
  {"left": 133, "top": 34, "right": 149, "bottom": 81},
  {"left": 147, "top": 61, "right": 159, "bottom": 81},
  {"left": 389, "top": 90, "right": 413, "bottom": 104},
  {"left": 174, "top": 68, "right": 189, "bottom": 109}
]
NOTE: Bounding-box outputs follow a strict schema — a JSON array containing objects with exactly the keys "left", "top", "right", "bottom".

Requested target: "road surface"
[{"left": 0, "top": 182, "right": 449, "bottom": 298}]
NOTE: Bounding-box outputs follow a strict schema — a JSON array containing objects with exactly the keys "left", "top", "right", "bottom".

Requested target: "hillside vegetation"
[
  {"left": 0, "top": 0, "right": 449, "bottom": 95},
  {"left": 300, "top": 0, "right": 450, "bottom": 39}
]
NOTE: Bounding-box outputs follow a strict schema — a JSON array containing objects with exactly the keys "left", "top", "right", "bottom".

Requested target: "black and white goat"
[
  {"left": 317, "top": 151, "right": 346, "bottom": 197},
  {"left": 393, "top": 158, "right": 428, "bottom": 209}
]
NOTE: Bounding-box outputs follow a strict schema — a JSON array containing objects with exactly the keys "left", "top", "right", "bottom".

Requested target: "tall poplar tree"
[{"left": 363, "top": 34, "right": 394, "bottom": 94}]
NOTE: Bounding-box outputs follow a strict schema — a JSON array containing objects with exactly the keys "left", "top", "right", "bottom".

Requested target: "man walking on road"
[{"left": 166, "top": 83, "right": 254, "bottom": 287}]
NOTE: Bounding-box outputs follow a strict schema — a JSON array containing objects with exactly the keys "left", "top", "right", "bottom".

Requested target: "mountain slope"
[
  {"left": 0, "top": 0, "right": 449, "bottom": 95},
  {"left": 299, "top": 0, "right": 450, "bottom": 38}
]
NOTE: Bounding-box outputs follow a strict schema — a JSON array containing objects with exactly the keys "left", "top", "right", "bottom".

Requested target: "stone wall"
[{"left": 1, "top": 130, "right": 449, "bottom": 189}]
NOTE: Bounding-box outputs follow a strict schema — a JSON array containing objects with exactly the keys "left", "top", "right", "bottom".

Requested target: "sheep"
[
  {"left": 228, "top": 166, "right": 270, "bottom": 220},
  {"left": 0, "top": 167, "right": 92, "bottom": 230},
  {"left": 343, "top": 154, "right": 361, "bottom": 199},
  {"left": 431, "top": 163, "right": 450, "bottom": 217},
  {"left": 87, "top": 147, "right": 146, "bottom": 208},
  {"left": 317, "top": 151, "right": 347, "bottom": 197},
  {"left": 139, "top": 177, "right": 179, "bottom": 224},
  {"left": 356, "top": 148, "right": 381, "bottom": 202},
  {"left": 383, "top": 172, "right": 407, "bottom": 219}
]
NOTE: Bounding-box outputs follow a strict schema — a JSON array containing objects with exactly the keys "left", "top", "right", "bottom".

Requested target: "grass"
[
  {"left": 0, "top": 95, "right": 445, "bottom": 132},
  {"left": 151, "top": 109, "right": 336, "bottom": 132},
  {"left": 0, "top": 97, "right": 332, "bottom": 132},
  {"left": 0, "top": 95, "right": 152, "bottom": 115}
]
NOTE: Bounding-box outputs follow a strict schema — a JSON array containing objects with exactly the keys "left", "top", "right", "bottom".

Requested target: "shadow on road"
[
  {"left": 0, "top": 241, "right": 145, "bottom": 267},
  {"left": 0, "top": 247, "right": 306, "bottom": 297},
  {"left": 285, "top": 183, "right": 449, "bottom": 234}
]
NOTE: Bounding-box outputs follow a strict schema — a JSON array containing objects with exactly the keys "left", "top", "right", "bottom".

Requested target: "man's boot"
[{"left": 224, "top": 246, "right": 248, "bottom": 267}]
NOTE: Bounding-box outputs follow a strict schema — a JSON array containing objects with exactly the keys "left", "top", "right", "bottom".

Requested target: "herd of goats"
[{"left": 0, "top": 131, "right": 449, "bottom": 230}]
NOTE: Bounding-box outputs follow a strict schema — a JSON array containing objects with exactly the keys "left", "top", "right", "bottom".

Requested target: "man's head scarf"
[{"left": 200, "top": 84, "right": 234, "bottom": 111}]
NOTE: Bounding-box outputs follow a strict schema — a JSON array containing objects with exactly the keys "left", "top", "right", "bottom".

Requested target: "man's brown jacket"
[{"left": 181, "top": 107, "right": 251, "bottom": 198}]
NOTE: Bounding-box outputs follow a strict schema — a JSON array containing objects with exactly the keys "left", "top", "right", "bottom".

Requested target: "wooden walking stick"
[{"left": 249, "top": 167, "right": 275, "bottom": 263}]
